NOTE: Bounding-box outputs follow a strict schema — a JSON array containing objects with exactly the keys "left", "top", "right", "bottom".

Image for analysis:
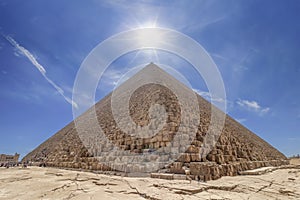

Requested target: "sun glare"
[
  {"left": 129, "top": 18, "right": 165, "bottom": 64},
  {"left": 138, "top": 21, "right": 157, "bottom": 28},
  {"left": 123, "top": 16, "right": 165, "bottom": 66}
]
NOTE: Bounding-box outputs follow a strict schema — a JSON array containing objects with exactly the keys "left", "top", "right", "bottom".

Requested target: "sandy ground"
[
  {"left": 0, "top": 165, "right": 300, "bottom": 200},
  {"left": 290, "top": 158, "right": 300, "bottom": 165}
]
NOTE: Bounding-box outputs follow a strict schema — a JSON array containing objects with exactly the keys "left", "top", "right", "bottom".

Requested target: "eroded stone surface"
[
  {"left": 1, "top": 166, "right": 300, "bottom": 199},
  {"left": 22, "top": 64, "right": 288, "bottom": 180}
]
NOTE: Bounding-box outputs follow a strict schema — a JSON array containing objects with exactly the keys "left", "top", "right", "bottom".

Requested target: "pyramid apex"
[
  {"left": 142, "top": 62, "right": 163, "bottom": 71},
  {"left": 146, "top": 62, "right": 158, "bottom": 67}
]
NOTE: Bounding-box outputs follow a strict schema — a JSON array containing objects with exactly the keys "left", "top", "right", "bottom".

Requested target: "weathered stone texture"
[{"left": 22, "top": 64, "right": 288, "bottom": 180}]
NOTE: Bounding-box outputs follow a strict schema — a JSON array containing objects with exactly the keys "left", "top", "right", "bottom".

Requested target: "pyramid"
[{"left": 22, "top": 63, "right": 288, "bottom": 181}]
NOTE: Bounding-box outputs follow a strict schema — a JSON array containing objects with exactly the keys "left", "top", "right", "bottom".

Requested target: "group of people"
[
  {"left": 0, "top": 162, "right": 18, "bottom": 168},
  {"left": 0, "top": 162, "right": 28, "bottom": 168}
]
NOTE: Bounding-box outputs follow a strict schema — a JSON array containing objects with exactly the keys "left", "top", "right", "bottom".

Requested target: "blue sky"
[{"left": 0, "top": 0, "right": 300, "bottom": 158}]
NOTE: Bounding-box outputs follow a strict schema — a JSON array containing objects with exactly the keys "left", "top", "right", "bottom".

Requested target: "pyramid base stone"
[{"left": 40, "top": 159, "right": 289, "bottom": 181}]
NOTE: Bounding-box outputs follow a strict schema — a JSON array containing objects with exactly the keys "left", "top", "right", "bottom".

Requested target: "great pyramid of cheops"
[{"left": 22, "top": 63, "right": 288, "bottom": 181}]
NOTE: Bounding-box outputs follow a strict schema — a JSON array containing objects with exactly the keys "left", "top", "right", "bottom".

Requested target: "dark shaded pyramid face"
[{"left": 74, "top": 63, "right": 223, "bottom": 173}]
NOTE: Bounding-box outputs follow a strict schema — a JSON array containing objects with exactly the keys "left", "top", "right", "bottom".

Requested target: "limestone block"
[{"left": 216, "top": 155, "right": 224, "bottom": 164}]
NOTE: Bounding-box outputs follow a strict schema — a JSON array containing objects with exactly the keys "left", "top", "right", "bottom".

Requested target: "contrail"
[{"left": 3, "top": 35, "right": 78, "bottom": 109}]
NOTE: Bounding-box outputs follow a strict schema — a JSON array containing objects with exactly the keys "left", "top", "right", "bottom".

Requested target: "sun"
[
  {"left": 121, "top": 16, "right": 165, "bottom": 64},
  {"left": 128, "top": 19, "right": 164, "bottom": 64}
]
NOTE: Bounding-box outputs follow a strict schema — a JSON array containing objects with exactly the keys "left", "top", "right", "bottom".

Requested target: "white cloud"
[
  {"left": 5, "top": 36, "right": 46, "bottom": 74},
  {"left": 237, "top": 99, "right": 260, "bottom": 110},
  {"left": 236, "top": 118, "right": 247, "bottom": 123},
  {"left": 232, "top": 48, "right": 259, "bottom": 72},
  {"left": 193, "top": 89, "right": 226, "bottom": 103},
  {"left": 4, "top": 35, "right": 78, "bottom": 108},
  {"left": 97, "top": 68, "right": 127, "bottom": 91},
  {"left": 102, "top": 68, "right": 125, "bottom": 86},
  {"left": 236, "top": 99, "right": 270, "bottom": 115},
  {"left": 210, "top": 53, "right": 228, "bottom": 61},
  {"left": 183, "top": 15, "right": 228, "bottom": 33},
  {"left": 100, "top": 65, "right": 145, "bottom": 89},
  {"left": 260, "top": 107, "right": 270, "bottom": 114}
]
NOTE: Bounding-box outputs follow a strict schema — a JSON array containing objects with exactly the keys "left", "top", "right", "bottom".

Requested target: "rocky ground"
[{"left": 0, "top": 162, "right": 300, "bottom": 200}]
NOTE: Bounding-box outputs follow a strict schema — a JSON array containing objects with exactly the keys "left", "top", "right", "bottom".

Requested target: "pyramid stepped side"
[
  {"left": 22, "top": 64, "right": 288, "bottom": 180},
  {"left": 168, "top": 94, "right": 287, "bottom": 180}
]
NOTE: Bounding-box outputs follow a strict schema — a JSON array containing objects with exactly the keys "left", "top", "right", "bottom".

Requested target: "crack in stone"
[
  {"left": 152, "top": 183, "right": 238, "bottom": 195},
  {"left": 48, "top": 173, "right": 89, "bottom": 200},
  {"left": 92, "top": 180, "right": 118, "bottom": 186},
  {"left": 0, "top": 177, "right": 32, "bottom": 183},
  {"left": 51, "top": 183, "right": 71, "bottom": 192},
  {"left": 124, "top": 179, "right": 161, "bottom": 200}
]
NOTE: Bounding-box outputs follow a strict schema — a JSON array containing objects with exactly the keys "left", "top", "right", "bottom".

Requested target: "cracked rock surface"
[{"left": 0, "top": 165, "right": 299, "bottom": 200}]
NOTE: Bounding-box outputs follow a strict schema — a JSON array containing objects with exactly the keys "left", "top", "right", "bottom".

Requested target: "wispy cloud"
[
  {"left": 193, "top": 89, "right": 226, "bottom": 104},
  {"left": 288, "top": 137, "right": 300, "bottom": 142},
  {"left": 233, "top": 48, "right": 260, "bottom": 72},
  {"left": 236, "top": 118, "right": 247, "bottom": 123},
  {"left": 102, "top": 68, "right": 126, "bottom": 86},
  {"left": 237, "top": 99, "right": 270, "bottom": 115},
  {"left": 183, "top": 15, "right": 228, "bottom": 33},
  {"left": 3, "top": 35, "right": 78, "bottom": 108},
  {"left": 210, "top": 53, "right": 228, "bottom": 61},
  {"left": 5, "top": 36, "right": 46, "bottom": 74}
]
